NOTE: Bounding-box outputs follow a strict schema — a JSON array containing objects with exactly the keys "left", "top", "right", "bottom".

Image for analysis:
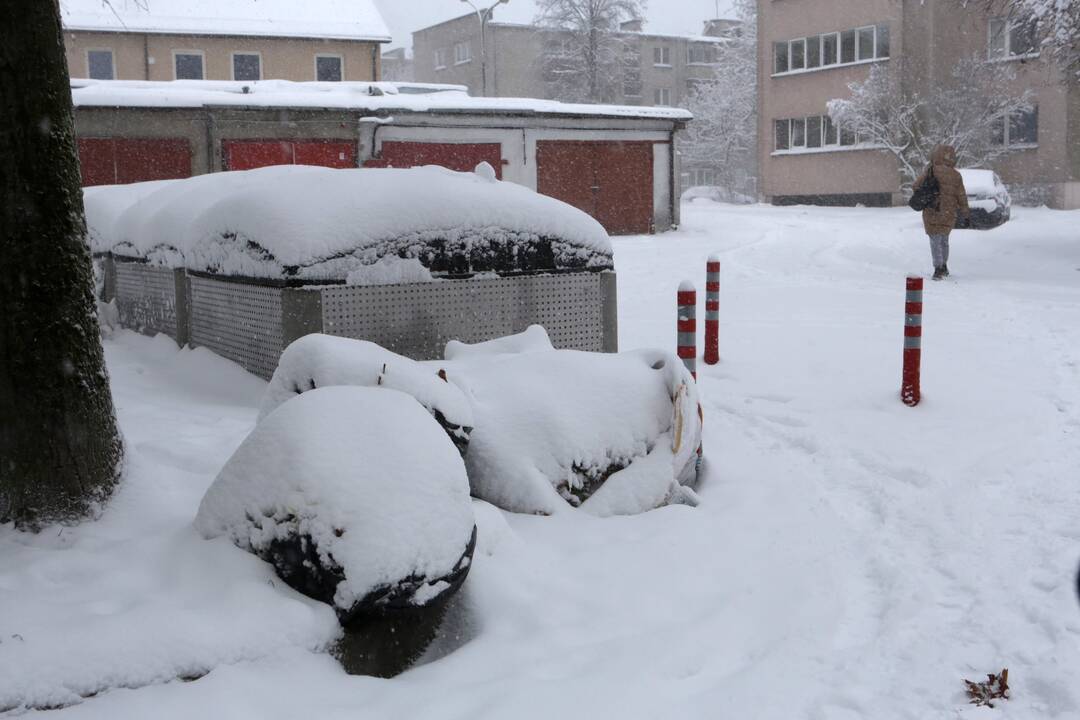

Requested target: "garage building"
[{"left": 72, "top": 80, "right": 691, "bottom": 235}]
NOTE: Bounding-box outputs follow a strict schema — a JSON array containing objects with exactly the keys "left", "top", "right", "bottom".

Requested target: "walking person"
[{"left": 912, "top": 144, "right": 970, "bottom": 280}]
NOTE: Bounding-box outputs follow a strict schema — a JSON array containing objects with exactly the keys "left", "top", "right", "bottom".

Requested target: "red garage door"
[
  {"left": 536, "top": 140, "right": 654, "bottom": 235},
  {"left": 221, "top": 140, "right": 357, "bottom": 171},
  {"left": 78, "top": 138, "right": 192, "bottom": 186},
  {"left": 365, "top": 141, "right": 503, "bottom": 178}
]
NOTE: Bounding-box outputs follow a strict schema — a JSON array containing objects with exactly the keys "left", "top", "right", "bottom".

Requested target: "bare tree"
[
  {"left": 1, "top": 0, "right": 125, "bottom": 529},
  {"left": 534, "top": 0, "right": 647, "bottom": 103},
  {"left": 680, "top": 0, "right": 758, "bottom": 197},
  {"left": 827, "top": 57, "right": 1034, "bottom": 187}
]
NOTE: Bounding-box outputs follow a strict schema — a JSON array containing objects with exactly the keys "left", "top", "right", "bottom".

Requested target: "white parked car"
[{"left": 956, "top": 168, "right": 1011, "bottom": 230}]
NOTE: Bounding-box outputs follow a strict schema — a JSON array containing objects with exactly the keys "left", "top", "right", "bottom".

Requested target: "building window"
[
  {"left": 775, "top": 119, "right": 790, "bottom": 151},
  {"left": 806, "top": 116, "right": 823, "bottom": 148},
  {"left": 774, "top": 41, "right": 789, "bottom": 74},
  {"left": 316, "top": 54, "right": 343, "bottom": 81},
  {"left": 840, "top": 29, "right": 856, "bottom": 64},
  {"left": 653, "top": 87, "right": 671, "bottom": 106},
  {"left": 876, "top": 24, "right": 891, "bottom": 58},
  {"left": 989, "top": 18, "right": 1039, "bottom": 60},
  {"left": 174, "top": 51, "right": 204, "bottom": 80},
  {"left": 232, "top": 52, "right": 261, "bottom": 81},
  {"left": 434, "top": 48, "right": 448, "bottom": 70},
  {"left": 774, "top": 114, "right": 861, "bottom": 152},
  {"left": 688, "top": 43, "right": 715, "bottom": 64},
  {"left": 822, "top": 33, "right": 839, "bottom": 66},
  {"left": 454, "top": 42, "right": 472, "bottom": 64},
  {"left": 774, "top": 24, "right": 890, "bottom": 75},
  {"left": 623, "top": 45, "right": 642, "bottom": 96},
  {"left": 87, "top": 49, "right": 114, "bottom": 79},
  {"left": 790, "top": 37, "right": 806, "bottom": 70},
  {"left": 653, "top": 46, "right": 671, "bottom": 66},
  {"left": 994, "top": 106, "right": 1039, "bottom": 146},
  {"left": 806, "top": 34, "right": 821, "bottom": 69},
  {"left": 824, "top": 115, "right": 839, "bottom": 145},
  {"left": 687, "top": 168, "right": 716, "bottom": 186}
]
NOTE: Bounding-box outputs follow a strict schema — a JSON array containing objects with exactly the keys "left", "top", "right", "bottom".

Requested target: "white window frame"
[
  {"left": 988, "top": 17, "right": 1041, "bottom": 61},
  {"left": 687, "top": 43, "right": 715, "bottom": 65},
  {"left": 653, "top": 87, "right": 671, "bottom": 106},
  {"left": 855, "top": 25, "right": 876, "bottom": 62},
  {"left": 653, "top": 46, "right": 672, "bottom": 67},
  {"left": 230, "top": 51, "right": 262, "bottom": 81},
  {"left": 85, "top": 48, "right": 115, "bottom": 80},
  {"left": 994, "top": 106, "right": 1039, "bottom": 148},
  {"left": 771, "top": 24, "right": 890, "bottom": 77},
  {"left": 434, "top": 48, "right": 448, "bottom": 70},
  {"left": 314, "top": 53, "right": 344, "bottom": 81},
  {"left": 454, "top": 41, "right": 472, "bottom": 65},
  {"left": 172, "top": 49, "right": 205, "bottom": 80}
]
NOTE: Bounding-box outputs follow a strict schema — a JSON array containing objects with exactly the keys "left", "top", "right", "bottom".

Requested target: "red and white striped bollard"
[
  {"left": 902, "top": 275, "right": 923, "bottom": 406},
  {"left": 704, "top": 254, "right": 720, "bottom": 365},
  {"left": 677, "top": 280, "right": 697, "bottom": 381}
]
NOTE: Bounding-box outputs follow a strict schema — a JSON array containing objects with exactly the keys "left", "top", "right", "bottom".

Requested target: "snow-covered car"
[{"left": 956, "top": 168, "right": 1011, "bottom": 230}]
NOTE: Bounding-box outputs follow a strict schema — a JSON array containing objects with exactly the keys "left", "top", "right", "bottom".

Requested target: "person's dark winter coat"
[{"left": 913, "top": 144, "right": 970, "bottom": 236}]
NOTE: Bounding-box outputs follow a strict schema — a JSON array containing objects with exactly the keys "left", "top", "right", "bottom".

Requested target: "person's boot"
[
  {"left": 942, "top": 263, "right": 950, "bottom": 277},
  {"left": 932, "top": 266, "right": 945, "bottom": 281}
]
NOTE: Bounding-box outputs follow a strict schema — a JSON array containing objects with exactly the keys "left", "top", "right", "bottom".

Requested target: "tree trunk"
[{"left": 0, "top": 0, "right": 124, "bottom": 529}]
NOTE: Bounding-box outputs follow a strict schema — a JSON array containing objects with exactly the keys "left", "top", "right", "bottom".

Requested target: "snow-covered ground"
[{"left": 3, "top": 201, "right": 1080, "bottom": 718}]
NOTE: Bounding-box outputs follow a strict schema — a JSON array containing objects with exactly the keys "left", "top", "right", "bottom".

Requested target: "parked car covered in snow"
[{"left": 956, "top": 169, "right": 1011, "bottom": 230}]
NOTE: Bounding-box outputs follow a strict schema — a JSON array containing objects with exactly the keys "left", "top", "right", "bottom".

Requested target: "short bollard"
[
  {"left": 677, "top": 280, "right": 697, "bottom": 381},
  {"left": 704, "top": 255, "right": 720, "bottom": 365},
  {"left": 902, "top": 276, "right": 923, "bottom": 406}
]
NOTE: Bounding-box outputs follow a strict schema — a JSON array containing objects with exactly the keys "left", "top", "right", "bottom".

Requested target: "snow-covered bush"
[
  {"left": 195, "top": 386, "right": 475, "bottom": 624},
  {"left": 260, "top": 334, "right": 473, "bottom": 455},
  {"left": 82, "top": 165, "right": 613, "bottom": 281}
]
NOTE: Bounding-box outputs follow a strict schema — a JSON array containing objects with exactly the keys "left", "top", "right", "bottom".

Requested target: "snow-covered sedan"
[{"left": 956, "top": 168, "right": 1011, "bottom": 230}]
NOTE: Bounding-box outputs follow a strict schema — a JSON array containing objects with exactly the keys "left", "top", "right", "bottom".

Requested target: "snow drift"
[
  {"left": 82, "top": 165, "right": 613, "bottom": 280},
  {"left": 194, "top": 386, "right": 476, "bottom": 623}
]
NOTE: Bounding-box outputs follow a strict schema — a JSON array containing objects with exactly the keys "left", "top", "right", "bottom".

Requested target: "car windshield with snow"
[{"left": 956, "top": 168, "right": 1011, "bottom": 230}]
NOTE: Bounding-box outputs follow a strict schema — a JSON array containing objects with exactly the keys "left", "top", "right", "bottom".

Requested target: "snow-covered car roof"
[
  {"left": 83, "top": 165, "right": 614, "bottom": 280},
  {"left": 957, "top": 169, "right": 1000, "bottom": 196},
  {"left": 70, "top": 79, "right": 694, "bottom": 122},
  {"left": 60, "top": 0, "right": 391, "bottom": 43}
]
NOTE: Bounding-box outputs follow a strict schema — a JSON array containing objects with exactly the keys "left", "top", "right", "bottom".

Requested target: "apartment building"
[
  {"left": 412, "top": 14, "right": 734, "bottom": 108},
  {"left": 758, "top": 0, "right": 1080, "bottom": 209},
  {"left": 61, "top": 0, "right": 390, "bottom": 83}
]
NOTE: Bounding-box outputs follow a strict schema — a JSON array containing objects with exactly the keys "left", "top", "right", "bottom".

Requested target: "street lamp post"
[{"left": 460, "top": 0, "right": 509, "bottom": 96}]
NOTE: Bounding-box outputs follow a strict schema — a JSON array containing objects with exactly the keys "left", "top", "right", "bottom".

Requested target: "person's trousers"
[{"left": 928, "top": 234, "right": 950, "bottom": 268}]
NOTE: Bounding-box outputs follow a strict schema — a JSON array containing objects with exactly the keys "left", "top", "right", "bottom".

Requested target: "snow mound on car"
[
  {"left": 449, "top": 349, "right": 701, "bottom": 515},
  {"left": 194, "top": 386, "right": 475, "bottom": 619},
  {"left": 83, "top": 165, "right": 613, "bottom": 280},
  {"left": 259, "top": 334, "right": 473, "bottom": 455}
]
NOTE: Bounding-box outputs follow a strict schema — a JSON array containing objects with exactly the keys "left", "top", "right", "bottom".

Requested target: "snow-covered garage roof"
[
  {"left": 70, "top": 79, "right": 694, "bottom": 122},
  {"left": 60, "top": 0, "right": 392, "bottom": 43}
]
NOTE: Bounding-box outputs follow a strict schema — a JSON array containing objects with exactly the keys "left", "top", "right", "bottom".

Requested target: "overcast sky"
[{"left": 373, "top": 0, "right": 738, "bottom": 50}]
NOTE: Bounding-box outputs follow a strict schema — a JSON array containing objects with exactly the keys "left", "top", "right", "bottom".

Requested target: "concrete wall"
[
  {"left": 758, "top": 0, "right": 1078, "bottom": 208},
  {"left": 73, "top": 105, "right": 682, "bottom": 231},
  {"left": 758, "top": 0, "right": 905, "bottom": 202},
  {"left": 65, "top": 30, "right": 381, "bottom": 82},
  {"left": 414, "top": 17, "right": 723, "bottom": 107}
]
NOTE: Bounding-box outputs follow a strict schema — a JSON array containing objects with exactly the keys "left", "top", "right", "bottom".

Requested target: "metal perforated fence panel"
[
  {"left": 189, "top": 276, "right": 284, "bottom": 379},
  {"left": 320, "top": 273, "right": 606, "bottom": 360},
  {"left": 114, "top": 262, "right": 177, "bottom": 340}
]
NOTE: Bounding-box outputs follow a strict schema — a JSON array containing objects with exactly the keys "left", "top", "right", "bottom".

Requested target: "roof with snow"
[
  {"left": 60, "top": 0, "right": 391, "bottom": 43},
  {"left": 70, "top": 79, "right": 693, "bottom": 122}
]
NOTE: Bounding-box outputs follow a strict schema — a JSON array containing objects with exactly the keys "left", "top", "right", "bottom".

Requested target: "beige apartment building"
[
  {"left": 758, "top": 0, "right": 1080, "bottom": 209},
  {"left": 61, "top": 0, "right": 390, "bottom": 83},
  {"left": 413, "top": 14, "right": 738, "bottom": 108}
]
